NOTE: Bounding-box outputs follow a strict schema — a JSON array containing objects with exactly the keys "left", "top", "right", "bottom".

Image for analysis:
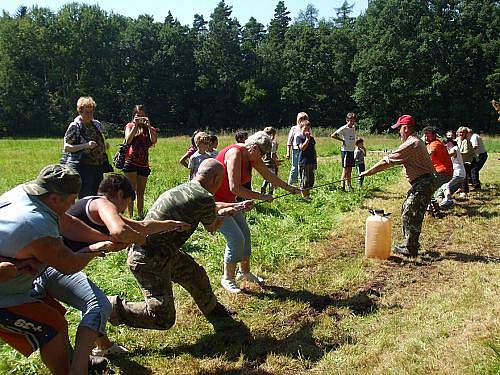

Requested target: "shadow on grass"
[
  {"left": 110, "top": 356, "right": 153, "bottom": 374},
  {"left": 422, "top": 251, "right": 500, "bottom": 264},
  {"left": 129, "top": 285, "right": 368, "bottom": 369},
  {"left": 244, "top": 285, "right": 379, "bottom": 316}
]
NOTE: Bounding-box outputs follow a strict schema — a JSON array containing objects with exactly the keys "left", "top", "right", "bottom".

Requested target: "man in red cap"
[{"left": 359, "top": 115, "right": 437, "bottom": 257}]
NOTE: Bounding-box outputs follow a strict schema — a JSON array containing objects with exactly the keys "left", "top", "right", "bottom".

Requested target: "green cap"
[{"left": 23, "top": 164, "right": 82, "bottom": 196}]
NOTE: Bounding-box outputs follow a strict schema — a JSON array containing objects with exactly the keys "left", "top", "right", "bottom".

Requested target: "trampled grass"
[{"left": 0, "top": 134, "right": 498, "bottom": 374}]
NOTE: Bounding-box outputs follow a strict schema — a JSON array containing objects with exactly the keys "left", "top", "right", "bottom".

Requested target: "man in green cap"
[{"left": 0, "top": 164, "right": 123, "bottom": 375}]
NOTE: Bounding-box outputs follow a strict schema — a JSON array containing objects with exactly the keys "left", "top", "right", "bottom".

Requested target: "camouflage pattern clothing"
[
  {"left": 110, "top": 180, "right": 218, "bottom": 330},
  {"left": 401, "top": 173, "right": 437, "bottom": 253}
]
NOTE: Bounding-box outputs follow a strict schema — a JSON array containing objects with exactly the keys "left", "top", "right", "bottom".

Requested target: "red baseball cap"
[{"left": 391, "top": 115, "right": 415, "bottom": 129}]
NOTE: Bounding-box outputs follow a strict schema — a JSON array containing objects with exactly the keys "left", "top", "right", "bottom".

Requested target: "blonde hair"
[
  {"left": 77, "top": 96, "right": 96, "bottom": 113},
  {"left": 457, "top": 126, "right": 468, "bottom": 135},
  {"left": 346, "top": 112, "right": 356, "bottom": 120},
  {"left": 194, "top": 132, "right": 211, "bottom": 147},
  {"left": 296, "top": 112, "right": 309, "bottom": 125}
]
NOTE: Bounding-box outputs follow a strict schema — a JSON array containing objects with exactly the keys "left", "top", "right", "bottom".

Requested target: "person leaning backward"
[{"left": 359, "top": 115, "right": 437, "bottom": 257}]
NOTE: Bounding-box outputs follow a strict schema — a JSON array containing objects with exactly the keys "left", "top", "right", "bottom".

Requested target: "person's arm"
[
  {"left": 361, "top": 146, "right": 367, "bottom": 156},
  {"left": 16, "top": 236, "right": 118, "bottom": 275},
  {"left": 179, "top": 151, "right": 191, "bottom": 168},
  {"left": 299, "top": 136, "right": 311, "bottom": 151},
  {"left": 122, "top": 217, "right": 191, "bottom": 236},
  {"left": 448, "top": 147, "right": 457, "bottom": 158},
  {"left": 148, "top": 122, "right": 158, "bottom": 145},
  {"left": 124, "top": 123, "right": 139, "bottom": 144},
  {"left": 225, "top": 148, "right": 262, "bottom": 200},
  {"left": 253, "top": 157, "right": 300, "bottom": 195},
  {"left": 0, "top": 261, "right": 18, "bottom": 282},
  {"left": 359, "top": 158, "right": 392, "bottom": 177},
  {"left": 330, "top": 128, "right": 344, "bottom": 143},
  {"left": 63, "top": 123, "right": 96, "bottom": 152},
  {"left": 286, "top": 128, "right": 294, "bottom": 159},
  {"left": 94, "top": 199, "right": 146, "bottom": 245},
  {"left": 59, "top": 213, "right": 111, "bottom": 243}
]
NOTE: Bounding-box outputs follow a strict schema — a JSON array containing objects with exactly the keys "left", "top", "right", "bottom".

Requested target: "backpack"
[{"left": 112, "top": 142, "right": 130, "bottom": 170}]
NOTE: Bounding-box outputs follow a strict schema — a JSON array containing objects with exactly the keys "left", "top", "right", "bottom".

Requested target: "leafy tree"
[{"left": 296, "top": 3, "right": 319, "bottom": 27}]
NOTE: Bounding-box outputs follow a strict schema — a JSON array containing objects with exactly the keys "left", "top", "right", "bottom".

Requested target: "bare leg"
[
  {"left": 341, "top": 168, "right": 347, "bottom": 189},
  {"left": 94, "top": 334, "right": 114, "bottom": 351},
  {"left": 40, "top": 328, "right": 71, "bottom": 375},
  {"left": 69, "top": 326, "right": 99, "bottom": 375},
  {"left": 239, "top": 256, "right": 250, "bottom": 273},
  {"left": 124, "top": 171, "right": 138, "bottom": 217},
  {"left": 136, "top": 175, "right": 148, "bottom": 217},
  {"left": 345, "top": 166, "right": 353, "bottom": 189},
  {"left": 224, "top": 262, "right": 237, "bottom": 279}
]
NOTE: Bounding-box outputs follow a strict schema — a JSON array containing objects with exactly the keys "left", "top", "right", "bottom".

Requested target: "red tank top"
[{"left": 215, "top": 144, "right": 253, "bottom": 202}]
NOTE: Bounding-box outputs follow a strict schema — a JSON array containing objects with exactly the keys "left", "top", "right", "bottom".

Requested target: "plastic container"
[{"left": 365, "top": 209, "right": 392, "bottom": 260}]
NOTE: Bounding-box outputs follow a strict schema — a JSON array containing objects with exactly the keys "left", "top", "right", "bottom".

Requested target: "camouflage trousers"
[
  {"left": 110, "top": 243, "right": 217, "bottom": 330},
  {"left": 401, "top": 174, "right": 437, "bottom": 252}
]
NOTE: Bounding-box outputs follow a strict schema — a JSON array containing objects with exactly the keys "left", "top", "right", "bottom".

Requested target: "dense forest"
[{"left": 0, "top": 0, "right": 498, "bottom": 136}]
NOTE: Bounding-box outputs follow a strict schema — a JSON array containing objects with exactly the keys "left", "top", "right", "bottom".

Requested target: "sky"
[{"left": 2, "top": 0, "right": 368, "bottom": 26}]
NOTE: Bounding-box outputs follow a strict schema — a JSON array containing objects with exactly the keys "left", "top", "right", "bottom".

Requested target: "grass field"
[{"left": 0, "top": 134, "right": 498, "bottom": 374}]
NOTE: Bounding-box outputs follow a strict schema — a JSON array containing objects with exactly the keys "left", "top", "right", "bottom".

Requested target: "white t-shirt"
[
  {"left": 334, "top": 124, "right": 356, "bottom": 152},
  {"left": 287, "top": 125, "right": 301, "bottom": 150},
  {"left": 449, "top": 145, "right": 466, "bottom": 178},
  {"left": 470, "top": 133, "right": 486, "bottom": 156},
  {"left": 188, "top": 151, "right": 210, "bottom": 180}
]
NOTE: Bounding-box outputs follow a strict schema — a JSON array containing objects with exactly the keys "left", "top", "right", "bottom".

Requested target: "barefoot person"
[
  {"left": 0, "top": 164, "right": 123, "bottom": 375},
  {"left": 359, "top": 115, "right": 437, "bottom": 257}
]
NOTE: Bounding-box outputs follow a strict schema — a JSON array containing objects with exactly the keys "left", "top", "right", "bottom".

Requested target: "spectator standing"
[
  {"left": 331, "top": 112, "right": 357, "bottom": 191},
  {"left": 296, "top": 120, "right": 317, "bottom": 200},
  {"left": 469, "top": 129, "right": 488, "bottom": 190},
  {"left": 286, "top": 112, "right": 309, "bottom": 185},
  {"left": 354, "top": 138, "right": 367, "bottom": 188},
  {"left": 179, "top": 130, "right": 200, "bottom": 168},
  {"left": 261, "top": 127, "right": 279, "bottom": 195},
  {"left": 359, "top": 115, "right": 436, "bottom": 257},
  {"left": 207, "top": 134, "right": 219, "bottom": 157},
  {"left": 456, "top": 127, "right": 474, "bottom": 197},
  {"left": 63, "top": 96, "right": 108, "bottom": 198},
  {"left": 123, "top": 104, "right": 157, "bottom": 218},
  {"left": 188, "top": 132, "right": 211, "bottom": 180}
]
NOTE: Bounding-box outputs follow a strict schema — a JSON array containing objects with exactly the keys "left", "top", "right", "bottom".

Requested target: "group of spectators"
[{"left": 0, "top": 97, "right": 491, "bottom": 374}]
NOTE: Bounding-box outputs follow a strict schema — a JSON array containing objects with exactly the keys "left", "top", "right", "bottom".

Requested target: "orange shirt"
[{"left": 427, "top": 140, "right": 453, "bottom": 176}]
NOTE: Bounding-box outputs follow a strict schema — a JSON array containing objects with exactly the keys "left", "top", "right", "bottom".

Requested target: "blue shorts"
[{"left": 341, "top": 151, "right": 355, "bottom": 168}]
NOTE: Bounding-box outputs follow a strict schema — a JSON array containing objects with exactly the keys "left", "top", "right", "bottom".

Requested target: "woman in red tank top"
[
  {"left": 123, "top": 105, "right": 157, "bottom": 218},
  {"left": 215, "top": 131, "right": 300, "bottom": 293}
]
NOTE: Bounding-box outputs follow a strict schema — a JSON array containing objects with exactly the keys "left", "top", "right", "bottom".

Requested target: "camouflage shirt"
[
  {"left": 144, "top": 181, "right": 217, "bottom": 256},
  {"left": 64, "top": 117, "right": 107, "bottom": 165}
]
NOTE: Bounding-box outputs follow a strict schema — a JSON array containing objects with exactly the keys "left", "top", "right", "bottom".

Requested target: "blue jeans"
[
  {"left": 288, "top": 148, "right": 300, "bottom": 185},
  {"left": 219, "top": 211, "right": 251, "bottom": 264},
  {"left": 32, "top": 267, "right": 111, "bottom": 335}
]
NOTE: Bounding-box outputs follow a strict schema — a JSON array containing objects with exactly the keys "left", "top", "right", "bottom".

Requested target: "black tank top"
[{"left": 63, "top": 196, "right": 110, "bottom": 251}]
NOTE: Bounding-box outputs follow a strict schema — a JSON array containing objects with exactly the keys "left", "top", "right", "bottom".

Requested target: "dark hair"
[
  {"left": 132, "top": 104, "right": 146, "bottom": 119},
  {"left": 443, "top": 138, "right": 457, "bottom": 147},
  {"left": 98, "top": 174, "right": 136, "bottom": 201},
  {"left": 355, "top": 138, "right": 364, "bottom": 145},
  {"left": 423, "top": 126, "right": 437, "bottom": 134},
  {"left": 209, "top": 134, "right": 218, "bottom": 143},
  {"left": 235, "top": 129, "right": 248, "bottom": 143}
]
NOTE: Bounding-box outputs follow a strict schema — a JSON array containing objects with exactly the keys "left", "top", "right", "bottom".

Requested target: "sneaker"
[
  {"left": 236, "top": 271, "right": 264, "bottom": 285},
  {"left": 92, "top": 342, "right": 129, "bottom": 357},
  {"left": 458, "top": 192, "right": 467, "bottom": 199},
  {"left": 392, "top": 244, "right": 418, "bottom": 258},
  {"left": 88, "top": 356, "right": 109, "bottom": 375},
  {"left": 221, "top": 278, "right": 241, "bottom": 293},
  {"left": 439, "top": 199, "right": 454, "bottom": 209}
]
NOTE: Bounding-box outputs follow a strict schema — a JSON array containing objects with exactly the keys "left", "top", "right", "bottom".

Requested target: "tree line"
[{"left": 0, "top": 0, "right": 498, "bottom": 137}]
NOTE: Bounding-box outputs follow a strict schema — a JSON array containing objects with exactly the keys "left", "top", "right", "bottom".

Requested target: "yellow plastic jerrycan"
[{"left": 365, "top": 209, "right": 392, "bottom": 260}]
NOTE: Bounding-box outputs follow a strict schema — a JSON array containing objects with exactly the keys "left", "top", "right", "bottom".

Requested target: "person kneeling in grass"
[
  {"left": 63, "top": 173, "right": 191, "bottom": 356},
  {"left": 109, "top": 159, "right": 251, "bottom": 330}
]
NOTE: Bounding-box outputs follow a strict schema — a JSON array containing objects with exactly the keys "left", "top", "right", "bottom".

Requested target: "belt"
[{"left": 410, "top": 173, "right": 433, "bottom": 185}]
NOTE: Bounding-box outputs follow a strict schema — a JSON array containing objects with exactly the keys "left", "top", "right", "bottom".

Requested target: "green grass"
[{"left": 0, "top": 135, "right": 498, "bottom": 374}]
